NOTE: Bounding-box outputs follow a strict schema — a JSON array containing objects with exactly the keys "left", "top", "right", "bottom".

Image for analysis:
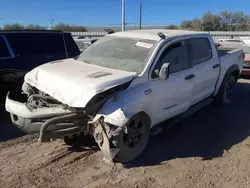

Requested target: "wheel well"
[
  {"left": 231, "top": 69, "right": 240, "bottom": 81},
  {"left": 137, "top": 111, "right": 151, "bottom": 126}
]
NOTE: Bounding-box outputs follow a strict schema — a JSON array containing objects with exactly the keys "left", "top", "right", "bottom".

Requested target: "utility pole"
[
  {"left": 122, "top": 0, "right": 125, "bottom": 31},
  {"left": 139, "top": 2, "right": 142, "bottom": 30}
]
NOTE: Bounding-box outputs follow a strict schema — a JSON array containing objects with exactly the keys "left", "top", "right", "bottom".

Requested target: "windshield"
[{"left": 76, "top": 36, "right": 157, "bottom": 73}]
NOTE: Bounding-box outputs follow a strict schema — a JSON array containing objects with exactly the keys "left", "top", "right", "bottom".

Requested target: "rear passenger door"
[{"left": 189, "top": 37, "right": 220, "bottom": 105}]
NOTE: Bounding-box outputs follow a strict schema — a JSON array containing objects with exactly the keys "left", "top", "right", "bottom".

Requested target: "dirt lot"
[{"left": 0, "top": 79, "right": 250, "bottom": 188}]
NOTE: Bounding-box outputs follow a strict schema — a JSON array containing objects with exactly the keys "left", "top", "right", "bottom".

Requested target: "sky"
[{"left": 0, "top": 0, "right": 250, "bottom": 27}]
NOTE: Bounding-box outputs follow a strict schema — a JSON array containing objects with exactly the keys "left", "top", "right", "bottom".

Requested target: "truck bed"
[
  {"left": 217, "top": 48, "right": 238, "bottom": 57},
  {"left": 212, "top": 47, "right": 244, "bottom": 98}
]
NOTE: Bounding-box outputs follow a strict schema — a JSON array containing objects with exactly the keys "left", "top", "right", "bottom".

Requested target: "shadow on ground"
[
  {"left": 0, "top": 106, "right": 25, "bottom": 142},
  {"left": 126, "top": 82, "right": 250, "bottom": 168}
]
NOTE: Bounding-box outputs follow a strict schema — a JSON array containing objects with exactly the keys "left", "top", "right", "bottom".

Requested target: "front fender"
[{"left": 93, "top": 84, "right": 153, "bottom": 127}]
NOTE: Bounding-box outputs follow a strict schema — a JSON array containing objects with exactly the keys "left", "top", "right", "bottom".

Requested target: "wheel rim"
[
  {"left": 225, "top": 79, "right": 235, "bottom": 100},
  {"left": 123, "top": 118, "right": 144, "bottom": 149}
]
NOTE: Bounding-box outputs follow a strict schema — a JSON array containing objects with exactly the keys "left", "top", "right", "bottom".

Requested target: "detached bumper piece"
[{"left": 5, "top": 92, "right": 86, "bottom": 142}]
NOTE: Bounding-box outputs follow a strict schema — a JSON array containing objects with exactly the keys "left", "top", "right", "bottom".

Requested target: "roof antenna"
[{"left": 158, "top": 32, "right": 166, "bottom": 39}]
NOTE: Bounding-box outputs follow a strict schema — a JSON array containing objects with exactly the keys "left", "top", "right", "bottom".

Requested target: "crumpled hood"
[{"left": 24, "top": 58, "right": 136, "bottom": 107}]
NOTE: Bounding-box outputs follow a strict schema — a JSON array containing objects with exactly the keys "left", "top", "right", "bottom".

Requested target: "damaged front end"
[{"left": 5, "top": 81, "right": 131, "bottom": 162}]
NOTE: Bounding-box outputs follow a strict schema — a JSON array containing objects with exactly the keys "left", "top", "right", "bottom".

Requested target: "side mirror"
[{"left": 159, "top": 63, "right": 170, "bottom": 80}]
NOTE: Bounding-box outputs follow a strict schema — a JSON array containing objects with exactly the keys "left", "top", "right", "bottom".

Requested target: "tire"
[
  {"left": 215, "top": 74, "right": 236, "bottom": 105},
  {"left": 111, "top": 113, "right": 151, "bottom": 163}
]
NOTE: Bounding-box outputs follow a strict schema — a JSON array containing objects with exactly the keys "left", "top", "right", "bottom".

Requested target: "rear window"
[
  {"left": 5, "top": 33, "right": 65, "bottom": 55},
  {"left": 0, "top": 36, "right": 11, "bottom": 58},
  {"left": 64, "top": 33, "right": 80, "bottom": 57},
  {"left": 190, "top": 38, "right": 212, "bottom": 65}
]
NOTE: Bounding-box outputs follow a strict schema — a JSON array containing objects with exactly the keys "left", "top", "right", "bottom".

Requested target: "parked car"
[
  {"left": 217, "top": 38, "right": 244, "bottom": 43},
  {"left": 74, "top": 38, "right": 98, "bottom": 52},
  {"left": 5, "top": 30, "right": 244, "bottom": 163},
  {"left": 217, "top": 41, "right": 250, "bottom": 76},
  {"left": 240, "top": 37, "right": 250, "bottom": 46},
  {"left": 0, "top": 30, "right": 80, "bottom": 102}
]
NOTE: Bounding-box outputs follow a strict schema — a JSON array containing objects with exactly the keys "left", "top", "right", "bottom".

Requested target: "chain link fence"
[{"left": 71, "top": 31, "right": 250, "bottom": 41}]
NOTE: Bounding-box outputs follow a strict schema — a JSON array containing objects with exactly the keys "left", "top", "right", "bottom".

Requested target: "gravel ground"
[{"left": 0, "top": 79, "right": 250, "bottom": 188}]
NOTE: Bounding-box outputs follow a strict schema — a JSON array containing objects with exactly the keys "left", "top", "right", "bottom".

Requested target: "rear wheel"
[
  {"left": 215, "top": 74, "right": 236, "bottom": 105},
  {"left": 111, "top": 113, "right": 150, "bottom": 163}
]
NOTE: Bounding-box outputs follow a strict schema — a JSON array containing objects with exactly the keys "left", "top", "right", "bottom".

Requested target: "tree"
[
  {"left": 180, "top": 11, "right": 250, "bottom": 31},
  {"left": 165, "top": 25, "right": 179, "bottom": 29},
  {"left": 180, "top": 18, "right": 201, "bottom": 30},
  {"left": 3, "top": 23, "right": 25, "bottom": 30},
  {"left": 220, "top": 11, "right": 250, "bottom": 31},
  {"left": 191, "top": 18, "right": 202, "bottom": 31},
  {"left": 52, "top": 23, "right": 87, "bottom": 32},
  {"left": 180, "top": 20, "right": 193, "bottom": 29},
  {"left": 26, "top": 24, "right": 47, "bottom": 30},
  {"left": 201, "top": 12, "right": 221, "bottom": 31}
]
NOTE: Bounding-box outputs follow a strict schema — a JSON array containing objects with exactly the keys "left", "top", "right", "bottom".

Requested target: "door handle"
[
  {"left": 213, "top": 64, "right": 220, "bottom": 69},
  {"left": 144, "top": 88, "right": 152, "bottom": 95},
  {"left": 185, "top": 74, "right": 195, "bottom": 80}
]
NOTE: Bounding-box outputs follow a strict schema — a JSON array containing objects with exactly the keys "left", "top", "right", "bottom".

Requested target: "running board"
[
  {"left": 151, "top": 98, "right": 214, "bottom": 136},
  {"left": 180, "top": 98, "right": 214, "bottom": 120}
]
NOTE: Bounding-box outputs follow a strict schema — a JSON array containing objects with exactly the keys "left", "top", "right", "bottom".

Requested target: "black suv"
[{"left": 0, "top": 30, "right": 80, "bottom": 102}]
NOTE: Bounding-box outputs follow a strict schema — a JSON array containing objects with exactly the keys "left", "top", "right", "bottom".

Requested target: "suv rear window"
[
  {"left": 64, "top": 33, "right": 80, "bottom": 57},
  {"left": 5, "top": 33, "right": 65, "bottom": 55},
  {"left": 0, "top": 36, "right": 11, "bottom": 58},
  {"left": 190, "top": 38, "right": 212, "bottom": 65}
]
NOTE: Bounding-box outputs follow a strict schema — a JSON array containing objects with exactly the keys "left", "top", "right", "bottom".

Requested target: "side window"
[
  {"left": 6, "top": 33, "right": 65, "bottom": 56},
  {"left": 43, "top": 33, "right": 65, "bottom": 54},
  {"left": 190, "top": 38, "right": 212, "bottom": 65},
  {"left": 64, "top": 33, "right": 80, "bottom": 56},
  {"left": 0, "top": 36, "right": 11, "bottom": 58},
  {"left": 152, "top": 41, "right": 189, "bottom": 78}
]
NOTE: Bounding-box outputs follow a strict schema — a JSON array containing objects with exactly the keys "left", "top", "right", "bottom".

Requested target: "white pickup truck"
[{"left": 5, "top": 30, "right": 244, "bottom": 163}]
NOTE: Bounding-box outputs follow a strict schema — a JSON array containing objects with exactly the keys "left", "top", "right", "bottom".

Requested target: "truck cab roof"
[{"left": 111, "top": 29, "right": 208, "bottom": 41}]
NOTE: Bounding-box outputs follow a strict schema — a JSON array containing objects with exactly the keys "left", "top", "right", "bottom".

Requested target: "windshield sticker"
[{"left": 135, "top": 41, "right": 153, "bottom": 49}]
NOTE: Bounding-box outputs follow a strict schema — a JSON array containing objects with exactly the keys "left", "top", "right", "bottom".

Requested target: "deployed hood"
[{"left": 24, "top": 58, "right": 136, "bottom": 107}]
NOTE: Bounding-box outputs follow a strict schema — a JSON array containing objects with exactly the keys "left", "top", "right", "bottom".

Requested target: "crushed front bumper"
[
  {"left": 5, "top": 92, "right": 85, "bottom": 142},
  {"left": 5, "top": 92, "right": 122, "bottom": 162}
]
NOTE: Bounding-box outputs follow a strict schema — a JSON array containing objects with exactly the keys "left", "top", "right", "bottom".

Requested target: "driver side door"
[{"left": 148, "top": 39, "right": 194, "bottom": 125}]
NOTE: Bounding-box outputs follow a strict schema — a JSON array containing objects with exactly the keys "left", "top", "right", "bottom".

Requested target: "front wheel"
[
  {"left": 111, "top": 113, "right": 151, "bottom": 163},
  {"left": 215, "top": 74, "right": 236, "bottom": 105}
]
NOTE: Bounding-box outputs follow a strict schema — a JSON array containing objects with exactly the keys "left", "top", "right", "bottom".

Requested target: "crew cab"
[{"left": 5, "top": 30, "right": 244, "bottom": 163}]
